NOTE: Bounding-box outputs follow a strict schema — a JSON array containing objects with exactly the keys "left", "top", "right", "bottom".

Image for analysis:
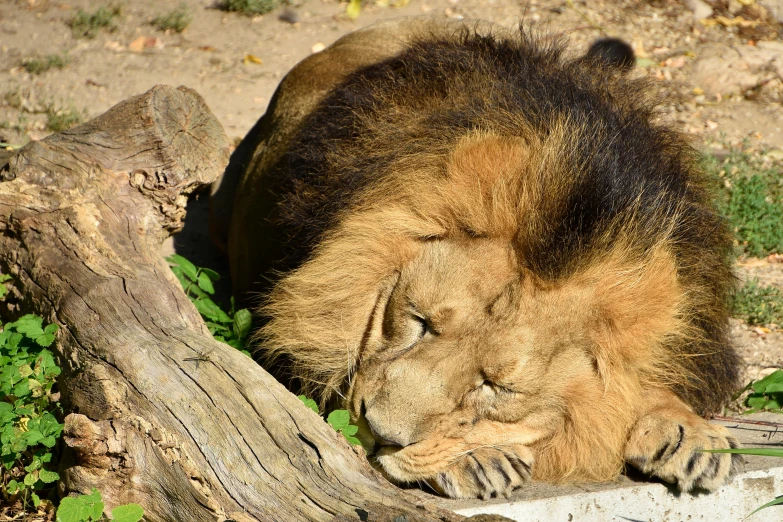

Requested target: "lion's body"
[{"left": 215, "top": 17, "right": 743, "bottom": 498}]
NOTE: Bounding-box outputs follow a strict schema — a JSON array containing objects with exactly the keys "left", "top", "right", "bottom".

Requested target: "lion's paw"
[
  {"left": 430, "top": 445, "right": 534, "bottom": 499},
  {"left": 624, "top": 413, "right": 743, "bottom": 492}
]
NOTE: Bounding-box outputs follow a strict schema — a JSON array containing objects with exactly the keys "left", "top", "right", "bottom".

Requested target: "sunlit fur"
[{"left": 224, "top": 17, "right": 740, "bottom": 496}]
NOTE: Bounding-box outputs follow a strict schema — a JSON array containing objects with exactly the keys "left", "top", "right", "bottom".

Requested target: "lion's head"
[{"left": 257, "top": 132, "right": 689, "bottom": 495}]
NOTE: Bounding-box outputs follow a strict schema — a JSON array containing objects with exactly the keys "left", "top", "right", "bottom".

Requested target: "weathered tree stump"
[{"left": 0, "top": 85, "right": 462, "bottom": 522}]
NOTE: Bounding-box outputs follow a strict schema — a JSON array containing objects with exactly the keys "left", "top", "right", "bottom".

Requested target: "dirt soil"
[{"left": 2, "top": 0, "right": 783, "bottom": 388}]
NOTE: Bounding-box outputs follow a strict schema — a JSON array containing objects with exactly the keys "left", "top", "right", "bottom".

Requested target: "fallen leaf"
[
  {"left": 129, "top": 36, "right": 146, "bottom": 53},
  {"left": 635, "top": 57, "right": 658, "bottom": 68},
  {"left": 766, "top": 253, "right": 783, "bottom": 263},
  {"left": 346, "top": 0, "right": 361, "bottom": 19},
  {"left": 700, "top": 15, "right": 761, "bottom": 27},
  {"left": 243, "top": 54, "right": 263, "bottom": 65}
]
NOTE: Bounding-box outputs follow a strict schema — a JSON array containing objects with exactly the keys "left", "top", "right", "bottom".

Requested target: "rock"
[
  {"left": 759, "top": 0, "right": 783, "bottom": 22},
  {"left": 684, "top": 0, "right": 714, "bottom": 19},
  {"left": 691, "top": 43, "right": 783, "bottom": 98}
]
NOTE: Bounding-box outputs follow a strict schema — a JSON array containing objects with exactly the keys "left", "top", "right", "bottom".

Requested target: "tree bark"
[{"left": 0, "top": 85, "right": 463, "bottom": 522}]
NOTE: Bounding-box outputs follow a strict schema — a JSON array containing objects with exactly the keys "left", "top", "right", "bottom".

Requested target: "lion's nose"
[{"left": 364, "top": 408, "right": 410, "bottom": 447}]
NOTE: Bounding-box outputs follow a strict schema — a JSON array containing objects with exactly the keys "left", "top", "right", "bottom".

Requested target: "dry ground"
[{"left": 2, "top": 0, "right": 783, "bottom": 386}]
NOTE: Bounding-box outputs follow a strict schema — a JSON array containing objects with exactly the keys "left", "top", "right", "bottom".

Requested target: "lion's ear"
[{"left": 586, "top": 248, "right": 683, "bottom": 381}]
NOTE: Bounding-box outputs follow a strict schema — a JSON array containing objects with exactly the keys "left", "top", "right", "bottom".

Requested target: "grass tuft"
[
  {"left": 730, "top": 277, "right": 783, "bottom": 326},
  {"left": 21, "top": 54, "right": 69, "bottom": 75},
  {"left": 704, "top": 150, "right": 783, "bottom": 258},
  {"left": 70, "top": 4, "right": 121, "bottom": 39},
  {"left": 218, "top": 0, "right": 282, "bottom": 16},
  {"left": 152, "top": 3, "right": 192, "bottom": 33},
  {"left": 45, "top": 105, "right": 82, "bottom": 132}
]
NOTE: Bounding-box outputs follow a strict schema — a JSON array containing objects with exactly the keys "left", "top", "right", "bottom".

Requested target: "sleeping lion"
[{"left": 211, "top": 17, "right": 743, "bottom": 499}]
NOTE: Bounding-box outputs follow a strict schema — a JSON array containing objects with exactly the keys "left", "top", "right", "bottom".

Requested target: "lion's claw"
[
  {"left": 625, "top": 413, "right": 743, "bottom": 492},
  {"left": 431, "top": 445, "right": 534, "bottom": 499}
]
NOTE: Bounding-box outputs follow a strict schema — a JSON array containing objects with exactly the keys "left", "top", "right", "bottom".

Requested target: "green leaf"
[
  {"left": 25, "top": 430, "right": 44, "bottom": 445},
  {"left": 199, "top": 267, "right": 220, "bottom": 282},
  {"left": 233, "top": 309, "right": 252, "bottom": 341},
  {"left": 193, "top": 298, "right": 232, "bottom": 323},
  {"left": 35, "top": 333, "right": 56, "bottom": 347},
  {"left": 341, "top": 424, "right": 358, "bottom": 437},
  {"left": 39, "top": 468, "right": 59, "bottom": 483},
  {"left": 57, "top": 495, "right": 92, "bottom": 522},
  {"left": 327, "top": 410, "right": 350, "bottom": 431},
  {"left": 752, "top": 370, "right": 783, "bottom": 393},
  {"left": 197, "top": 271, "right": 215, "bottom": 294},
  {"left": 44, "top": 323, "right": 59, "bottom": 335},
  {"left": 25, "top": 456, "right": 42, "bottom": 472},
  {"left": 223, "top": 338, "right": 242, "bottom": 350},
  {"left": 14, "top": 315, "right": 44, "bottom": 337},
  {"left": 747, "top": 494, "right": 783, "bottom": 518},
  {"left": 344, "top": 434, "right": 362, "bottom": 446},
  {"left": 24, "top": 471, "right": 37, "bottom": 486},
  {"left": 297, "top": 395, "right": 319, "bottom": 414},
  {"left": 32, "top": 492, "right": 41, "bottom": 507},
  {"left": 169, "top": 265, "right": 188, "bottom": 290},
  {"left": 81, "top": 488, "right": 102, "bottom": 504},
  {"left": 240, "top": 350, "right": 252, "bottom": 357},
  {"left": 111, "top": 503, "right": 145, "bottom": 522},
  {"left": 746, "top": 394, "right": 769, "bottom": 410},
  {"left": 88, "top": 500, "right": 104, "bottom": 521},
  {"left": 186, "top": 282, "right": 210, "bottom": 299},
  {"left": 167, "top": 254, "right": 198, "bottom": 282},
  {"left": 6, "top": 479, "right": 19, "bottom": 494}
]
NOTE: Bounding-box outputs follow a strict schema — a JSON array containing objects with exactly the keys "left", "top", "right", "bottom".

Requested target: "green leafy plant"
[
  {"left": 741, "top": 369, "right": 783, "bottom": 413},
  {"left": 705, "top": 151, "right": 783, "bottom": 258},
  {"left": 166, "top": 254, "right": 252, "bottom": 354},
  {"left": 21, "top": 54, "right": 70, "bottom": 75},
  {"left": 731, "top": 278, "right": 783, "bottom": 326},
  {"left": 296, "top": 395, "right": 361, "bottom": 446},
  {"left": 166, "top": 255, "right": 361, "bottom": 446},
  {"left": 57, "top": 488, "right": 144, "bottom": 522},
  {"left": 1, "top": 314, "right": 62, "bottom": 508},
  {"left": 70, "top": 5, "right": 121, "bottom": 39},
  {"left": 327, "top": 410, "right": 361, "bottom": 445},
  {"left": 152, "top": 3, "right": 192, "bottom": 33},
  {"left": 219, "top": 0, "right": 281, "bottom": 16}
]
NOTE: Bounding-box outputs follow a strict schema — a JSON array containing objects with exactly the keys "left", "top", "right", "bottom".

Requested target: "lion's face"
[{"left": 347, "top": 236, "right": 605, "bottom": 487}]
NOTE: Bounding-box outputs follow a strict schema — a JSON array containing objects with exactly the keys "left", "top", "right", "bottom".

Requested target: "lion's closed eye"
[{"left": 387, "top": 312, "right": 434, "bottom": 353}]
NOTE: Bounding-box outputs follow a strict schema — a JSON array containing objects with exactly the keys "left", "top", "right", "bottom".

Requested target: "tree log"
[{"left": 0, "top": 85, "right": 463, "bottom": 522}]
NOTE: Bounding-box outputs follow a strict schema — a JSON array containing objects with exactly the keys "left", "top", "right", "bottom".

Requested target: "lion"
[{"left": 210, "top": 17, "right": 743, "bottom": 500}]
